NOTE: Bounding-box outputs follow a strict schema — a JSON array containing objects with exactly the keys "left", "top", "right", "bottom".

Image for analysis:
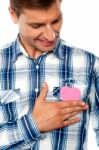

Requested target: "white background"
[{"left": 0, "top": 0, "right": 99, "bottom": 149}]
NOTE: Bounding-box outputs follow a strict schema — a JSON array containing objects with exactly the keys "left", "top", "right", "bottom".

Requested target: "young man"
[{"left": 0, "top": 0, "right": 99, "bottom": 149}]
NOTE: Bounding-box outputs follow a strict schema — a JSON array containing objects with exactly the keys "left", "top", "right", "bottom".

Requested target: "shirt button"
[
  {"left": 36, "top": 65, "right": 39, "bottom": 69},
  {"left": 1, "top": 98, "right": 4, "bottom": 103},
  {"left": 35, "top": 88, "right": 39, "bottom": 93}
]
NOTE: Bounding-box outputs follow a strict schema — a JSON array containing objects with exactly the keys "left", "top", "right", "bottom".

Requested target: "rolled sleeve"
[{"left": 18, "top": 112, "right": 44, "bottom": 143}]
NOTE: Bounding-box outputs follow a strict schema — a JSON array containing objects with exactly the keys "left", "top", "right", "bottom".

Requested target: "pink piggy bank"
[{"left": 60, "top": 86, "right": 81, "bottom": 101}]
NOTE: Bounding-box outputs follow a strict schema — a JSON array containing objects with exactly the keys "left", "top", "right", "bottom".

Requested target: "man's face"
[{"left": 10, "top": 1, "right": 62, "bottom": 56}]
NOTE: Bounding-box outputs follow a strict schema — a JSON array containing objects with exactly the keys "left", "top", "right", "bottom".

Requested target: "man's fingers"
[
  {"left": 62, "top": 111, "right": 81, "bottom": 120},
  {"left": 62, "top": 117, "right": 80, "bottom": 127},
  {"left": 62, "top": 105, "right": 88, "bottom": 114},
  {"left": 38, "top": 82, "right": 48, "bottom": 101},
  {"left": 57, "top": 100, "right": 87, "bottom": 108}
]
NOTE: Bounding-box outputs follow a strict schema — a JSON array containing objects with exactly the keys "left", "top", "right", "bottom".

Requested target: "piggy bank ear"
[{"left": 60, "top": 86, "right": 81, "bottom": 101}]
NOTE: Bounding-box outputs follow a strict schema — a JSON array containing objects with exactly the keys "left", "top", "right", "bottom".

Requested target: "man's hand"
[{"left": 32, "top": 83, "right": 88, "bottom": 132}]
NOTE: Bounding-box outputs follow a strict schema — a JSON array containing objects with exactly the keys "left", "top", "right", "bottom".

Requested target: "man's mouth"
[{"left": 38, "top": 39, "right": 55, "bottom": 47}]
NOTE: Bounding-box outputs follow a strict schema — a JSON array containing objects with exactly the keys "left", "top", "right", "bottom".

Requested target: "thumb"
[{"left": 38, "top": 82, "right": 48, "bottom": 101}]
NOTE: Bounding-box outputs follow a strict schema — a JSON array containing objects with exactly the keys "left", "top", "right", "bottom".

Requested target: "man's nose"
[{"left": 43, "top": 25, "right": 55, "bottom": 41}]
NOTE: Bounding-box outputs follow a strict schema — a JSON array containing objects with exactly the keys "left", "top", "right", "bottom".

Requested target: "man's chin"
[{"left": 42, "top": 45, "right": 55, "bottom": 53}]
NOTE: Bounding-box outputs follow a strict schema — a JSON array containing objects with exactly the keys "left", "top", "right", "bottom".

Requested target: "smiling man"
[
  {"left": 0, "top": 0, "right": 99, "bottom": 149},
  {"left": 10, "top": 0, "right": 63, "bottom": 59}
]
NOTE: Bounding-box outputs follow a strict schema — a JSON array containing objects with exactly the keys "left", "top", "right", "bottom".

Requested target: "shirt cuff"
[{"left": 18, "top": 112, "right": 44, "bottom": 143}]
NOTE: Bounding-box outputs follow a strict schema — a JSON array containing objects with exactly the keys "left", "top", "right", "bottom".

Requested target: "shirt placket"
[{"left": 34, "top": 57, "right": 42, "bottom": 98}]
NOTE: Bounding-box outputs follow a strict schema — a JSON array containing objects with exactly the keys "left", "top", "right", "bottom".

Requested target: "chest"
[
  {"left": 0, "top": 54, "right": 92, "bottom": 132},
  {"left": 0, "top": 54, "right": 92, "bottom": 102}
]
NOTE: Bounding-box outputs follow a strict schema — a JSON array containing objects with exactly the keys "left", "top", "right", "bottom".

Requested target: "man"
[{"left": 0, "top": 0, "right": 99, "bottom": 149}]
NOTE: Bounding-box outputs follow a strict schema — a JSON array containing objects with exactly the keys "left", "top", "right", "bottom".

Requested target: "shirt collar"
[
  {"left": 11, "top": 37, "right": 22, "bottom": 62},
  {"left": 11, "top": 35, "right": 65, "bottom": 62},
  {"left": 53, "top": 38, "right": 65, "bottom": 60},
  {"left": 19, "top": 42, "right": 29, "bottom": 57}
]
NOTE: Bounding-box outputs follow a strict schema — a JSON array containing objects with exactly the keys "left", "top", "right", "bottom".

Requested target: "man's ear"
[{"left": 9, "top": 6, "right": 18, "bottom": 24}]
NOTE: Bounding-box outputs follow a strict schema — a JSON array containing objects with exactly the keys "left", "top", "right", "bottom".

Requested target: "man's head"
[
  {"left": 10, "top": 0, "right": 62, "bottom": 17},
  {"left": 9, "top": 0, "right": 62, "bottom": 58}
]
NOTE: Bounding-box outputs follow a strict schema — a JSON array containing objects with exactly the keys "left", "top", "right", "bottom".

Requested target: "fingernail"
[
  {"left": 81, "top": 102, "right": 86, "bottom": 106},
  {"left": 85, "top": 105, "right": 88, "bottom": 109}
]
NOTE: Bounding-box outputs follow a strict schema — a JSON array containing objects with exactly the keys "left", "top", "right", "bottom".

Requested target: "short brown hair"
[{"left": 10, "top": 0, "right": 61, "bottom": 16}]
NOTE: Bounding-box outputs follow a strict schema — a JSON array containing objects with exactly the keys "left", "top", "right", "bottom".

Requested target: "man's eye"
[
  {"left": 31, "top": 24, "right": 42, "bottom": 29},
  {"left": 52, "top": 17, "right": 62, "bottom": 24}
]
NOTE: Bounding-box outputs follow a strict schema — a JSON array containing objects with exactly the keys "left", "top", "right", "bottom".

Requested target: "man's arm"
[
  {"left": 0, "top": 83, "right": 88, "bottom": 149},
  {"left": 91, "top": 56, "right": 99, "bottom": 147},
  {"left": 0, "top": 106, "right": 43, "bottom": 149}
]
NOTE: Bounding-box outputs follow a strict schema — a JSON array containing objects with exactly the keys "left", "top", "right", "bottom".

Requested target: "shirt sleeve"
[
  {"left": 0, "top": 91, "right": 44, "bottom": 149},
  {"left": 0, "top": 112, "right": 44, "bottom": 149},
  {"left": 90, "top": 56, "right": 99, "bottom": 146},
  {"left": 18, "top": 113, "right": 44, "bottom": 143}
]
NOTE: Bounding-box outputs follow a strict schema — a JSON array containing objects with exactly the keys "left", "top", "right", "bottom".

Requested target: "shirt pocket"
[
  {"left": 53, "top": 77, "right": 90, "bottom": 102},
  {"left": 52, "top": 78, "right": 89, "bottom": 137},
  {"left": 0, "top": 89, "right": 20, "bottom": 125}
]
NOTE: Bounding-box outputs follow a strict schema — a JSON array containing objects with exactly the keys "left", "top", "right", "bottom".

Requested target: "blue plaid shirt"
[{"left": 0, "top": 37, "right": 99, "bottom": 150}]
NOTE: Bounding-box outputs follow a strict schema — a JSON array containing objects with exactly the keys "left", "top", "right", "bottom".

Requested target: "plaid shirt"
[{"left": 0, "top": 37, "right": 99, "bottom": 150}]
